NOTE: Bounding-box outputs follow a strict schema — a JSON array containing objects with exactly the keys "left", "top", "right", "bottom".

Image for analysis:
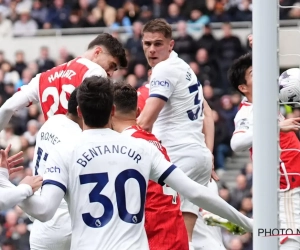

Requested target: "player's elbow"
[{"left": 230, "top": 135, "right": 250, "bottom": 152}]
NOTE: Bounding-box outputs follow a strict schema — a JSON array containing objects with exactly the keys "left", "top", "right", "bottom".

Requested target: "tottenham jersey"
[
  {"left": 149, "top": 51, "right": 205, "bottom": 149},
  {"left": 33, "top": 114, "right": 81, "bottom": 212},
  {"left": 42, "top": 128, "right": 176, "bottom": 250}
]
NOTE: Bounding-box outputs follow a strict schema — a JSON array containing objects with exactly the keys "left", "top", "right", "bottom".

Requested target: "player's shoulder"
[
  {"left": 235, "top": 99, "right": 253, "bottom": 121},
  {"left": 75, "top": 57, "right": 106, "bottom": 74},
  {"left": 123, "top": 126, "right": 158, "bottom": 141},
  {"left": 137, "top": 84, "right": 150, "bottom": 94}
]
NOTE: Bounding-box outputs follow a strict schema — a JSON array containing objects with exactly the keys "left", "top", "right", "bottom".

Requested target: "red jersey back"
[
  {"left": 124, "top": 125, "right": 188, "bottom": 250},
  {"left": 38, "top": 57, "right": 106, "bottom": 120},
  {"left": 137, "top": 84, "right": 149, "bottom": 111}
]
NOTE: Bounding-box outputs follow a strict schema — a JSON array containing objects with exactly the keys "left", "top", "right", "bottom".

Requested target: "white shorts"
[
  {"left": 192, "top": 180, "right": 226, "bottom": 250},
  {"left": 30, "top": 210, "right": 71, "bottom": 250},
  {"left": 279, "top": 187, "right": 300, "bottom": 247},
  {"left": 168, "top": 144, "right": 212, "bottom": 215}
]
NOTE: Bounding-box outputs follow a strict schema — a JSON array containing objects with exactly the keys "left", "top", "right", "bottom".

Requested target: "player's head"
[
  {"left": 228, "top": 52, "right": 252, "bottom": 98},
  {"left": 142, "top": 19, "right": 174, "bottom": 67},
  {"left": 86, "top": 33, "right": 127, "bottom": 77},
  {"left": 66, "top": 88, "right": 83, "bottom": 129},
  {"left": 111, "top": 82, "right": 138, "bottom": 131},
  {"left": 76, "top": 76, "right": 114, "bottom": 129}
]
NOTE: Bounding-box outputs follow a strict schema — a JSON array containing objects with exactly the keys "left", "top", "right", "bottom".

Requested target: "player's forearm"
[
  {"left": 203, "top": 102, "right": 214, "bottom": 152},
  {"left": 18, "top": 185, "right": 64, "bottom": 222},
  {"left": 0, "top": 168, "right": 15, "bottom": 188},
  {"left": 137, "top": 97, "right": 165, "bottom": 132},
  {"left": 0, "top": 184, "right": 32, "bottom": 210},
  {"left": 164, "top": 168, "right": 253, "bottom": 232},
  {"left": 230, "top": 130, "right": 253, "bottom": 152},
  {"left": 0, "top": 91, "right": 31, "bottom": 131}
]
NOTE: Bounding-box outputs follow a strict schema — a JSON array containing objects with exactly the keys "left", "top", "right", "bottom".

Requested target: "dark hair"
[
  {"left": 67, "top": 88, "right": 78, "bottom": 116},
  {"left": 88, "top": 33, "right": 127, "bottom": 68},
  {"left": 227, "top": 52, "right": 252, "bottom": 95},
  {"left": 113, "top": 82, "right": 137, "bottom": 114},
  {"left": 142, "top": 18, "right": 172, "bottom": 39},
  {"left": 76, "top": 76, "right": 114, "bottom": 127}
]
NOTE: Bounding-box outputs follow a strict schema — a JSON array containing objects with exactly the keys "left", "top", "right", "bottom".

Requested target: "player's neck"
[
  {"left": 113, "top": 117, "right": 136, "bottom": 133},
  {"left": 246, "top": 95, "right": 253, "bottom": 103},
  {"left": 82, "top": 122, "right": 112, "bottom": 131}
]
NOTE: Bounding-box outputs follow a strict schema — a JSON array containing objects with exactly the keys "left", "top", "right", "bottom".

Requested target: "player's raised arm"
[
  {"left": 137, "top": 65, "right": 175, "bottom": 132},
  {"left": 148, "top": 143, "right": 253, "bottom": 232},
  {"left": 0, "top": 74, "right": 40, "bottom": 131},
  {"left": 18, "top": 145, "right": 68, "bottom": 222}
]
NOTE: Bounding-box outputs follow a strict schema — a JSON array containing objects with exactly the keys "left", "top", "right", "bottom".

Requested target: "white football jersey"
[
  {"left": 149, "top": 51, "right": 206, "bottom": 149},
  {"left": 42, "top": 128, "right": 175, "bottom": 250},
  {"left": 33, "top": 114, "right": 81, "bottom": 211}
]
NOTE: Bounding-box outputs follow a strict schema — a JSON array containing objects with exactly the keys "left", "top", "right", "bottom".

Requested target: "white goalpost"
[{"left": 252, "top": 0, "right": 279, "bottom": 249}]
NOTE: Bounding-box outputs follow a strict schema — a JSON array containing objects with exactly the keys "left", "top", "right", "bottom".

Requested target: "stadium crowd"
[
  {"left": 0, "top": 1, "right": 298, "bottom": 250},
  {"left": 0, "top": 0, "right": 298, "bottom": 37}
]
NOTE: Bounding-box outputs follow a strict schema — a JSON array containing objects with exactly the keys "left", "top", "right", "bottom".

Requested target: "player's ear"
[
  {"left": 136, "top": 106, "right": 141, "bottom": 118},
  {"left": 77, "top": 106, "right": 83, "bottom": 119},
  {"left": 238, "top": 84, "right": 247, "bottom": 94},
  {"left": 169, "top": 40, "right": 175, "bottom": 51},
  {"left": 111, "top": 105, "right": 116, "bottom": 117}
]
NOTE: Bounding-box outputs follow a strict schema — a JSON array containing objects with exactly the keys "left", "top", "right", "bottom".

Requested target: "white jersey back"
[
  {"left": 149, "top": 51, "right": 205, "bottom": 149},
  {"left": 42, "top": 129, "right": 175, "bottom": 250},
  {"left": 33, "top": 114, "right": 81, "bottom": 211}
]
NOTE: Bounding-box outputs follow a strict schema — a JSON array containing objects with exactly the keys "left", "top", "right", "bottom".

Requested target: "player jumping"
[
  {"left": 0, "top": 33, "right": 127, "bottom": 130},
  {"left": 9, "top": 76, "right": 253, "bottom": 250},
  {"left": 229, "top": 52, "right": 300, "bottom": 250},
  {"left": 137, "top": 18, "right": 216, "bottom": 249}
]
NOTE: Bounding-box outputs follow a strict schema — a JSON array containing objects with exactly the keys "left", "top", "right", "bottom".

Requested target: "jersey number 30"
[
  {"left": 187, "top": 81, "right": 204, "bottom": 121},
  {"left": 79, "top": 169, "right": 146, "bottom": 228}
]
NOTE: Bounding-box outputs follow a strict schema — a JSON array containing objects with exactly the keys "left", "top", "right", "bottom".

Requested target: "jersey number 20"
[
  {"left": 187, "top": 81, "right": 204, "bottom": 121},
  {"left": 79, "top": 169, "right": 146, "bottom": 228}
]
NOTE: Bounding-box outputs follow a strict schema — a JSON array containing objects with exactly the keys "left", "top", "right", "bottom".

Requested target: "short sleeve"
[
  {"left": 18, "top": 73, "right": 40, "bottom": 104},
  {"left": 42, "top": 144, "right": 69, "bottom": 194},
  {"left": 233, "top": 107, "right": 253, "bottom": 134},
  {"left": 148, "top": 143, "right": 176, "bottom": 185},
  {"left": 149, "top": 64, "right": 175, "bottom": 102}
]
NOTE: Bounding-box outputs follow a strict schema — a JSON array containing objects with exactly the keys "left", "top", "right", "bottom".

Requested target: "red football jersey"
[
  {"left": 239, "top": 101, "right": 300, "bottom": 190},
  {"left": 137, "top": 83, "right": 149, "bottom": 111},
  {"left": 37, "top": 57, "right": 106, "bottom": 120},
  {"left": 125, "top": 125, "right": 188, "bottom": 250}
]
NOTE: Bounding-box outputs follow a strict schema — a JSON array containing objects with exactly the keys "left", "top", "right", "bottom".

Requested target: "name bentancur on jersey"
[{"left": 76, "top": 145, "right": 142, "bottom": 167}]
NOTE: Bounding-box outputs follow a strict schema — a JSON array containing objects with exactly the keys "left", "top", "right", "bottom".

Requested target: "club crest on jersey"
[{"left": 150, "top": 78, "right": 170, "bottom": 88}]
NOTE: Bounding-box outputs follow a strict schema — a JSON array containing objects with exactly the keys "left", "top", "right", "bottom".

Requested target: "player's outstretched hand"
[
  {"left": 279, "top": 117, "right": 300, "bottom": 132},
  {"left": 20, "top": 176, "right": 43, "bottom": 193},
  {"left": 0, "top": 145, "right": 24, "bottom": 175},
  {"left": 248, "top": 34, "right": 253, "bottom": 48}
]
